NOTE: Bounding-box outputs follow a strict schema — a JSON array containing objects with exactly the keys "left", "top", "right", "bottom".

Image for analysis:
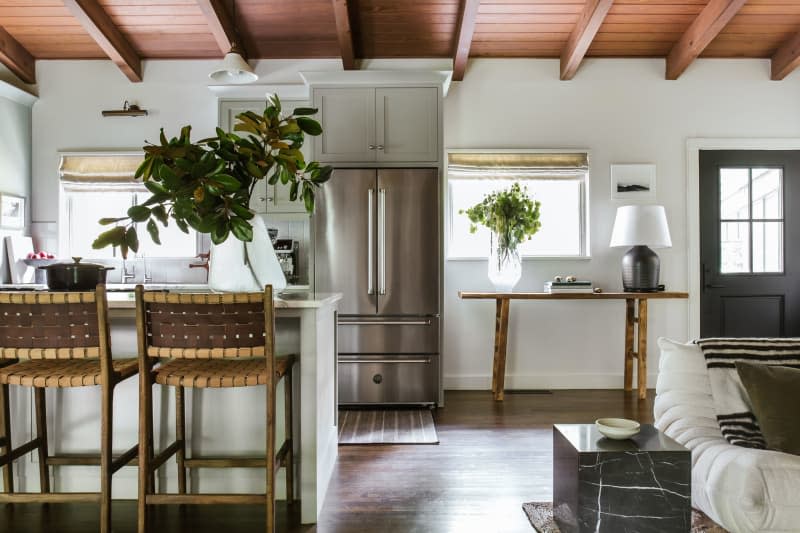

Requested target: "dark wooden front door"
[{"left": 700, "top": 150, "right": 800, "bottom": 337}]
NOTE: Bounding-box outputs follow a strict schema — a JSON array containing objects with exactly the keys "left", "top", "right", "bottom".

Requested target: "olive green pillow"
[{"left": 735, "top": 362, "right": 800, "bottom": 456}]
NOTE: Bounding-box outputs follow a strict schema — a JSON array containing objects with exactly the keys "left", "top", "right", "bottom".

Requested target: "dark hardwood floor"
[{"left": 1, "top": 390, "right": 655, "bottom": 533}]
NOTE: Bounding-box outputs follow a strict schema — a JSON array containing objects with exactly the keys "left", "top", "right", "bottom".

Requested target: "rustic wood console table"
[{"left": 458, "top": 291, "right": 689, "bottom": 401}]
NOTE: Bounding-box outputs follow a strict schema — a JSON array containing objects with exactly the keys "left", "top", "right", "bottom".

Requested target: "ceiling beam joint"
[
  {"left": 771, "top": 31, "right": 800, "bottom": 81},
  {"left": 63, "top": 0, "right": 142, "bottom": 82},
  {"left": 0, "top": 25, "right": 35, "bottom": 84},
  {"left": 453, "top": 0, "right": 480, "bottom": 82},
  {"left": 331, "top": 0, "right": 356, "bottom": 70},
  {"left": 665, "top": 0, "right": 746, "bottom": 80},
  {"left": 560, "top": 0, "right": 614, "bottom": 80},
  {"left": 196, "top": 0, "right": 247, "bottom": 57}
]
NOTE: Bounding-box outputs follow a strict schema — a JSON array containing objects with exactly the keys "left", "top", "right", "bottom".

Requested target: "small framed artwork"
[
  {"left": 0, "top": 194, "right": 25, "bottom": 229},
  {"left": 611, "top": 164, "right": 656, "bottom": 200}
]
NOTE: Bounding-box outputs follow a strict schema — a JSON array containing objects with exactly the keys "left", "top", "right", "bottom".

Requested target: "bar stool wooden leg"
[
  {"left": 624, "top": 299, "right": 635, "bottom": 392},
  {"left": 100, "top": 383, "right": 114, "bottom": 533},
  {"left": 0, "top": 383, "right": 12, "bottom": 493},
  {"left": 175, "top": 386, "right": 187, "bottom": 495},
  {"left": 34, "top": 388, "right": 50, "bottom": 493},
  {"left": 284, "top": 369, "right": 294, "bottom": 504},
  {"left": 266, "top": 383, "right": 276, "bottom": 533},
  {"left": 138, "top": 366, "right": 153, "bottom": 533}
]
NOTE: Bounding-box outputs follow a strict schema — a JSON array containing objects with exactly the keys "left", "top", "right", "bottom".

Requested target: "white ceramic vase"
[
  {"left": 487, "top": 232, "right": 522, "bottom": 293},
  {"left": 207, "top": 215, "right": 287, "bottom": 293}
]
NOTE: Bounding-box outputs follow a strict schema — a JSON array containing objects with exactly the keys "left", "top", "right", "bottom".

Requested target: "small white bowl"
[{"left": 595, "top": 418, "right": 641, "bottom": 440}]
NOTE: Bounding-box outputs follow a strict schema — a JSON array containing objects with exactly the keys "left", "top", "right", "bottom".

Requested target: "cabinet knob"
[
  {"left": 368, "top": 144, "right": 376, "bottom": 150},
  {"left": 258, "top": 197, "right": 267, "bottom": 202},
  {"left": 376, "top": 145, "right": 384, "bottom": 150}
]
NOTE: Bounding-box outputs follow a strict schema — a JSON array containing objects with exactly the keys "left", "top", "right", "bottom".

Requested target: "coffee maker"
[{"left": 274, "top": 238, "right": 300, "bottom": 284}]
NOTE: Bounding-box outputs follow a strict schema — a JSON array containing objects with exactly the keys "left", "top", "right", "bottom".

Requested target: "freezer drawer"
[
  {"left": 338, "top": 316, "right": 439, "bottom": 354},
  {"left": 338, "top": 354, "right": 439, "bottom": 405}
]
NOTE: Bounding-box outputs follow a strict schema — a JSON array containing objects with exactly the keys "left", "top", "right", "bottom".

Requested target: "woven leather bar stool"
[
  {"left": 0, "top": 285, "right": 139, "bottom": 533},
  {"left": 135, "top": 285, "right": 296, "bottom": 533}
]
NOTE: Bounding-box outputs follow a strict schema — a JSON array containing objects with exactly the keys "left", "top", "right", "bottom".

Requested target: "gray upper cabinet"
[
  {"left": 313, "top": 87, "right": 439, "bottom": 164},
  {"left": 218, "top": 99, "right": 308, "bottom": 214}
]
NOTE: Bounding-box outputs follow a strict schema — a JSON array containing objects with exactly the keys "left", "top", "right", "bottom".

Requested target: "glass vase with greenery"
[
  {"left": 461, "top": 182, "right": 541, "bottom": 291},
  {"left": 92, "top": 94, "right": 333, "bottom": 259}
]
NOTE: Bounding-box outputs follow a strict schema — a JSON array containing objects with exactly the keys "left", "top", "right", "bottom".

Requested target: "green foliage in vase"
[
  {"left": 92, "top": 94, "right": 333, "bottom": 259},
  {"left": 460, "top": 182, "right": 542, "bottom": 251}
]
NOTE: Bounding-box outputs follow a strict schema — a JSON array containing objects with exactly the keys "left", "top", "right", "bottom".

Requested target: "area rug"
[
  {"left": 522, "top": 502, "right": 728, "bottom": 533},
  {"left": 338, "top": 409, "right": 439, "bottom": 445}
]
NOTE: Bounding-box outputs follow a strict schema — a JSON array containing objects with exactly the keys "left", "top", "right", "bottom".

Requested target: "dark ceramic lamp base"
[{"left": 621, "top": 245, "right": 661, "bottom": 292}]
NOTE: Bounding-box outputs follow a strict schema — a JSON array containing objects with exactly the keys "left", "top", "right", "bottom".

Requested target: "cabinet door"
[
  {"left": 313, "top": 88, "right": 376, "bottom": 163},
  {"left": 375, "top": 88, "right": 438, "bottom": 163},
  {"left": 218, "top": 99, "right": 308, "bottom": 214}
]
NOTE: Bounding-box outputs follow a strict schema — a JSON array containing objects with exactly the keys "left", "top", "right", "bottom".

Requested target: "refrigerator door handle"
[
  {"left": 339, "top": 319, "right": 432, "bottom": 326},
  {"left": 367, "top": 188, "right": 374, "bottom": 295},
  {"left": 339, "top": 357, "right": 433, "bottom": 365},
  {"left": 378, "top": 188, "right": 386, "bottom": 295}
]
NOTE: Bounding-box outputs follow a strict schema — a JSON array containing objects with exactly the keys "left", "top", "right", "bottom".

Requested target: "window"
[
  {"left": 60, "top": 154, "right": 197, "bottom": 259},
  {"left": 719, "top": 167, "right": 783, "bottom": 274},
  {"left": 447, "top": 151, "right": 588, "bottom": 259}
]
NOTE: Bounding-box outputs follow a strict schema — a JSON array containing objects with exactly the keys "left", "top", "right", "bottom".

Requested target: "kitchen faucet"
[{"left": 122, "top": 260, "right": 136, "bottom": 283}]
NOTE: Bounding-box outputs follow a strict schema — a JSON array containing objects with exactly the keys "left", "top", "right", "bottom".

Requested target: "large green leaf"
[
  {"left": 125, "top": 227, "right": 140, "bottom": 254},
  {"left": 146, "top": 220, "right": 161, "bottom": 245},
  {"left": 296, "top": 117, "right": 322, "bottom": 136},
  {"left": 211, "top": 173, "right": 242, "bottom": 192},
  {"left": 92, "top": 226, "right": 126, "bottom": 249},
  {"left": 127, "top": 206, "right": 151, "bottom": 222},
  {"left": 230, "top": 203, "right": 255, "bottom": 220},
  {"left": 292, "top": 107, "right": 318, "bottom": 116},
  {"left": 230, "top": 217, "right": 253, "bottom": 242}
]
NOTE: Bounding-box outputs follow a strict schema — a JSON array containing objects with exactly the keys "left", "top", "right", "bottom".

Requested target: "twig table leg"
[
  {"left": 637, "top": 298, "right": 648, "bottom": 400},
  {"left": 624, "top": 299, "right": 635, "bottom": 391}
]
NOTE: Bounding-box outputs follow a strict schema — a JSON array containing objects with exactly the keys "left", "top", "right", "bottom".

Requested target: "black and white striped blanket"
[{"left": 696, "top": 338, "right": 800, "bottom": 449}]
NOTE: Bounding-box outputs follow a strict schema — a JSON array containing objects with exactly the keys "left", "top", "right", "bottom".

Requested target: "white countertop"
[{"left": 0, "top": 284, "right": 342, "bottom": 310}]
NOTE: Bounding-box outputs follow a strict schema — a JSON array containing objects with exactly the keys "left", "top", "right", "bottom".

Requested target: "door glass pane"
[
  {"left": 751, "top": 168, "right": 782, "bottom": 219},
  {"left": 720, "top": 168, "right": 749, "bottom": 220},
  {"left": 752, "top": 222, "right": 783, "bottom": 273},
  {"left": 720, "top": 222, "right": 750, "bottom": 273}
]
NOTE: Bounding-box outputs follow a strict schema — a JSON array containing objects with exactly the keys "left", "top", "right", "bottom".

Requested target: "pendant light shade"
[{"left": 209, "top": 46, "right": 258, "bottom": 84}]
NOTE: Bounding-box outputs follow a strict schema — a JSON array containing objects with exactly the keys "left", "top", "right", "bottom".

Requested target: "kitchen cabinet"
[
  {"left": 218, "top": 99, "right": 308, "bottom": 214},
  {"left": 312, "top": 87, "right": 439, "bottom": 164}
]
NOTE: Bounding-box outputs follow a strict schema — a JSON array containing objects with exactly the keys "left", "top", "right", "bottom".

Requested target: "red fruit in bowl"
[
  {"left": 46, "top": 254, "right": 55, "bottom": 259},
  {"left": 38, "top": 251, "right": 47, "bottom": 259},
  {"left": 26, "top": 252, "right": 35, "bottom": 259}
]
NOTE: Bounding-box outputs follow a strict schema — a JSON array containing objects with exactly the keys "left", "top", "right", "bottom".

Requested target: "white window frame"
[
  {"left": 445, "top": 148, "right": 591, "bottom": 261},
  {"left": 57, "top": 150, "right": 202, "bottom": 260}
]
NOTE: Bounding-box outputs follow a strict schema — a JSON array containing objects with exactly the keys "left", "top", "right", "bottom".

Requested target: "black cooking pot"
[{"left": 39, "top": 257, "right": 115, "bottom": 291}]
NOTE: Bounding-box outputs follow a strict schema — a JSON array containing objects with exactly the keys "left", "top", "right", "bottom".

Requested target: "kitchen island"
[{"left": 2, "top": 285, "right": 341, "bottom": 525}]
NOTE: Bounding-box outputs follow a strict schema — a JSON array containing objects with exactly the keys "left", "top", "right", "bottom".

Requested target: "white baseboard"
[{"left": 443, "top": 373, "right": 659, "bottom": 390}]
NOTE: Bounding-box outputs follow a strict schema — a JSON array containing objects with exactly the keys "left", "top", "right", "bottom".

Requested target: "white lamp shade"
[
  {"left": 209, "top": 51, "right": 258, "bottom": 84},
  {"left": 610, "top": 205, "right": 672, "bottom": 249}
]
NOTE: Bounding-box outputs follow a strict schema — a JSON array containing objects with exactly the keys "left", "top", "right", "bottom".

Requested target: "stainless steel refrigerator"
[{"left": 313, "top": 168, "right": 440, "bottom": 406}]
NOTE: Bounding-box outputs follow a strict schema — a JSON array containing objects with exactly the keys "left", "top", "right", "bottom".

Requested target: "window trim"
[{"left": 444, "top": 148, "right": 591, "bottom": 261}]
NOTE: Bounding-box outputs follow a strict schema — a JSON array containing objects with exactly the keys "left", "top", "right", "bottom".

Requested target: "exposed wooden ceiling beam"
[
  {"left": 62, "top": 0, "right": 141, "bottom": 82},
  {"left": 771, "top": 31, "right": 800, "bottom": 81},
  {"left": 331, "top": 0, "right": 356, "bottom": 70},
  {"left": 560, "top": 0, "right": 613, "bottom": 80},
  {"left": 453, "top": 0, "right": 480, "bottom": 81},
  {"left": 196, "top": 0, "right": 242, "bottom": 56},
  {"left": 665, "top": 0, "right": 746, "bottom": 80},
  {"left": 0, "top": 25, "right": 35, "bottom": 84}
]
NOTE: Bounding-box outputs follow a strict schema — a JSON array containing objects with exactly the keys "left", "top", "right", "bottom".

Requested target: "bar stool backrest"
[
  {"left": 136, "top": 287, "right": 276, "bottom": 361},
  {"left": 0, "top": 289, "right": 108, "bottom": 360}
]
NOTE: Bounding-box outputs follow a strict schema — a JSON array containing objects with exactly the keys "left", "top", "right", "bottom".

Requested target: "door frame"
[{"left": 686, "top": 138, "right": 800, "bottom": 339}]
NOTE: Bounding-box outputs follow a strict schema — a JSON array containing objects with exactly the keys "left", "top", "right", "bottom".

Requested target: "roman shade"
[
  {"left": 59, "top": 154, "right": 144, "bottom": 192},
  {"left": 447, "top": 152, "right": 588, "bottom": 180}
]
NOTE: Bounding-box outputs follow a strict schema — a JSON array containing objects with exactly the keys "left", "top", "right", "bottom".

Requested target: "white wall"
[
  {"left": 0, "top": 87, "right": 32, "bottom": 282},
  {"left": 443, "top": 58, "right": 800, "bottom": 390}
]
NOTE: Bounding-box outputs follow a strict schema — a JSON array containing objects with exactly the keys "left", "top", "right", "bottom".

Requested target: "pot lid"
[{"left": 38, "top": 257, "right": 115, "bottom": 271}]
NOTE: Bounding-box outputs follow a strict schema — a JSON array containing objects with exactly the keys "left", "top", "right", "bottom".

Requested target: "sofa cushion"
[
  {"left": 696, "top": 338, "right": 800, "bottom": 449},
  {"left": 736, "top": 362, "right": 800, "bottom": 456}
]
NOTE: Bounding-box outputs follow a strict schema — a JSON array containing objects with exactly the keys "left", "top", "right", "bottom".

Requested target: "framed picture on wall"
[
  {"left": 0, "top": 194, "right": 25, "bottom": 229},
  {"left": 611, "top": 164, "right": 656, "bottom": 200}
]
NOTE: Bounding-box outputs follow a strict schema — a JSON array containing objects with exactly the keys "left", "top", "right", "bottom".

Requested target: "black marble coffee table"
[{"left": 553, "top": 423, "right": 691, "bottom": 533}]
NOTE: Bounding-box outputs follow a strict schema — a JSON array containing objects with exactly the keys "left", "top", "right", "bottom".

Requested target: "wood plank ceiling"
[{"left": 1, "top": 0, "right": 799, "bottom": 84}]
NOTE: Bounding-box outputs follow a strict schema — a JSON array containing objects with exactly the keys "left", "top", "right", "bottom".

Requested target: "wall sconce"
[{"left": 101, "top": 100, "right": 148, "bottom": 117}]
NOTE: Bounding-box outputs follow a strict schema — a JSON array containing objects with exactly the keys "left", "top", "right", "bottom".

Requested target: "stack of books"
[{"left": 544, "top": 280, "right": 594, "bottom": 294}]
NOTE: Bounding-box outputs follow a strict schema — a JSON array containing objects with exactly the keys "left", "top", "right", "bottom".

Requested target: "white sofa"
[{"left": 654, "top": 338, "right": 800, "bottom": 533}]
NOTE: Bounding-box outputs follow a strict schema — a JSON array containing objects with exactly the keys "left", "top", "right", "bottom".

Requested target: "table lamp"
[{"left": 610, "top": 205, "right": 672, "bottom": 292}]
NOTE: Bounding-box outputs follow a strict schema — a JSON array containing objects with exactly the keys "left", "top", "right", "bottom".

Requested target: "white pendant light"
[{"left": 209, "top": 43, "right": 258, "bottom": 84}]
